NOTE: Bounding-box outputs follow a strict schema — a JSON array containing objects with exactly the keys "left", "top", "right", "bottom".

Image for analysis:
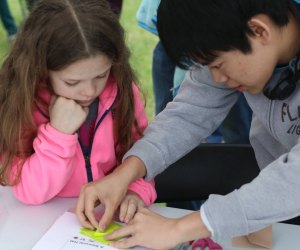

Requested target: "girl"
[{"left": 0, "top": 0, "right": 156, "bottom": 225}]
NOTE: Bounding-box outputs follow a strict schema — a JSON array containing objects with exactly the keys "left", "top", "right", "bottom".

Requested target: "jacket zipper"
[
  {"left": 85, "top": 155, "right": 93, "bottom": 182},
  {"left": 80, "top": 98, "right": 116, "bottom": 182}
]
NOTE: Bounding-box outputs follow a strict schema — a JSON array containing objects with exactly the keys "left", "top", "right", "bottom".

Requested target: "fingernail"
[{"left": 99, "top": 224, "right": 105, "bottom": 232}]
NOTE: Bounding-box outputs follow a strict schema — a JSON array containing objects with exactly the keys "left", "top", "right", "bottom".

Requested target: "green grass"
[
  {"left": 0, "top": 0, "right": 157, "bottom": 119},
  {"left": 0, "top": 0, "right": 27, "bottom": 62},
  {"left": 120, "top": 1, "right": 158, "bottom": 119}
]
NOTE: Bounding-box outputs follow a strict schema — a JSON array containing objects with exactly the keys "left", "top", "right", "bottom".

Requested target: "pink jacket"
[{"left": 12, "top": 76, "right": 157, "bottom": 205}]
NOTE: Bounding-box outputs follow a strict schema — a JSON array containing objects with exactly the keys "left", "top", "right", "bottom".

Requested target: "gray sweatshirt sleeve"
[
  {"left": 124, "top": 66, "right": 239, "bottom": 180},
  {"left": 204, "top": 136, "right": 300, "bottom": 240},
  {"left": 124, "top": 65, "right": 300, "bottom": 240}
]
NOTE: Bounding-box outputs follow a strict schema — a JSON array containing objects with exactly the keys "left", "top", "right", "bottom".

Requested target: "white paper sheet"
[
  {"left": 32, "top": 211, "right": 190, "bottom": 250},
  {"left": 32, "top": 212, "right": 117, "bottom": 250}
]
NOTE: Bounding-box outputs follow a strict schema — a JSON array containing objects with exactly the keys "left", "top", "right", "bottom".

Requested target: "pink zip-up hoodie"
[{"left": 11, "top": 75, "right": 156, "bottom": 205}]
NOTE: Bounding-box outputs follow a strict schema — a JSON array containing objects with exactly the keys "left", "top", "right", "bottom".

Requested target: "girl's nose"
[{"left": 82, "top": 82, "right": 96, "bottom": 97}]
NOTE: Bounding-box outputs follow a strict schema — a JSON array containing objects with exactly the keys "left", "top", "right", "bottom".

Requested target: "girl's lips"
[{"left": 77, "top": 99, "right": 94, "bottom": 106}]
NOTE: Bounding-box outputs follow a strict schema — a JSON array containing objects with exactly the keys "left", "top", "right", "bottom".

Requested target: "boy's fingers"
[
  {"left": 75, "top": 193, "right": 95, "bottom": 230},
  {"left": 110, "top": 237, "right": 137, "bottom": 249},
  {"left": 84, "top": 196, "right": 99, "bottom": 229},
  {"left": 108, "top": 225, "right": 137, "bottom": 249},
  {"left": 98, "top": 204, "right": 115, "bottom": 231},
  {"left": 105, "top": 224, "right": 133, "bottom": 241}
]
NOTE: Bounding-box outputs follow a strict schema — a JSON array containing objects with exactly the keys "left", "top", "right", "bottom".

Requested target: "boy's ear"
[{"left": 247, "top": 16, "right": 272, "bottom": 44}]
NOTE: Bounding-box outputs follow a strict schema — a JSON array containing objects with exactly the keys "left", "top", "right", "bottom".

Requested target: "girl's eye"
[
  {"left": 65, "top": 81, "right": 79, "bottom": 86},
  {"left": 96, "top": 74, "right": 107, "bottom": 79}
]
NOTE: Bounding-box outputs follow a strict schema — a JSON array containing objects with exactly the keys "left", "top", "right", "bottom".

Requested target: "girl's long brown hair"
[{"left": 0, "top": 0, "right": 143, "bottom": 186}]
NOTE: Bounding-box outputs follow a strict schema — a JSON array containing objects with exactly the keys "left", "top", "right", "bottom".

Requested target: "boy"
[{"left": 76, "top": 0, "right": 300, "bottom": 249}]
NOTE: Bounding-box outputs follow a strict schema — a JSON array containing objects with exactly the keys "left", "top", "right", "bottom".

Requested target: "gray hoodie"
[{"left": 124, "top": 63, "right": 300, "bottom": 240}]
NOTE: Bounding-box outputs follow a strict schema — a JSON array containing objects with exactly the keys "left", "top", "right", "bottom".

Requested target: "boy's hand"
[
  {"left": 106, "top": 207, "right": 181, "bottom": 249},
  {"left": 119, "top": 191, "right": 145, "bottom": 223},
  {"left": 49, "top": 95, "right": 89, "bottom": 134},
  {"left": 106, "top": 209, "right": 211, "bottom": 250},
  {"left": 76, "top": 173, "right": 128, "bottom": 231},
  {"left": 76, "top": 157, "right": 147, "bottom": 232}
]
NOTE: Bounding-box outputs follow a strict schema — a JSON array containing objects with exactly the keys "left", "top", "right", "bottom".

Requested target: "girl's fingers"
[
  {"left": 119, "top": 198, "right": 129, "bottom": 222},
  {"left": 137, "top": 200, "right": 146, "bottom": 210},
  {"left": 49, "top": 95, "right": 57, "bottom": 109},
  {"left": 124, "top": 199, "right": 138, "bottom": 223}
]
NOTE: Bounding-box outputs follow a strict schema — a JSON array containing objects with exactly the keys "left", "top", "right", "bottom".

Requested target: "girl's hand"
[
  {"left": 119, "top": 191, "right": 145, "bottom": 223},
  {"left": 49, "top": 95, "right": 89, "bottom": 134}
]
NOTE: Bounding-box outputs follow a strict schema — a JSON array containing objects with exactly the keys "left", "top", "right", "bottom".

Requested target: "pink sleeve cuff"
[
  {"left": 128, "top": 178, "right": 157, "bottom": 206},
  {"left": 43, "top": 123, "right": 78, "bottom": 141}
]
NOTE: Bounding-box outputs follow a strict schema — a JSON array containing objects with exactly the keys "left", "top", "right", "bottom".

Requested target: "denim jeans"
[
  {"left": 221, "top": 94, "right": 252, "bottom": 144},
  {"left": 152, "top": 41, "right": 175, "bottom": 115},
  {"left": 0, "top": 0, "right": 17, "bottom": 36},
  {"left": 168, "top": 70, "right": 252, "bottom": 211},
  {"left": 174, "top": 70, "right": 252, "bottom": 144},
  {"left": 108, "top": 0, "right": 123, "bottom": 16}
]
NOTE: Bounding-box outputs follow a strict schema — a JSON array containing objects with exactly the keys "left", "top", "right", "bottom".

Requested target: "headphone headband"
[{"left": 263, "top": 55, "right": 300, "bottom": 100}]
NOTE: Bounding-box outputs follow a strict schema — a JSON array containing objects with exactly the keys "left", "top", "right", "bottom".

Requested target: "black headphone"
[{"left": 263, "top": 56, "right": 300, "bottom": 100}]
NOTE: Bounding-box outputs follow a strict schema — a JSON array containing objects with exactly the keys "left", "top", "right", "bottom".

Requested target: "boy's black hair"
[{"left": 157, "top": 0, "right": 298, "bottom": 69}]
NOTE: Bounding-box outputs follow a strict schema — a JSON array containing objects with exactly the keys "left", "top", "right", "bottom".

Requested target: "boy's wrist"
[
  {"left": 175, "top": 211, "right": 212, "bottom": 243},
  {"left": 113, "top": 156, "right": 147, "bottom": 185}
]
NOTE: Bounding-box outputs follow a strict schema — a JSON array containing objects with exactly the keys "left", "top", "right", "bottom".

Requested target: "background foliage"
[{"left": 0, "top": 0, "right": 158, "bottom": 118}]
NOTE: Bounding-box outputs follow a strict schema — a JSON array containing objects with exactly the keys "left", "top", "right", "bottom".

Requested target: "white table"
[{"left": 1, "top": 186, "right": 300, "bottom": 250}]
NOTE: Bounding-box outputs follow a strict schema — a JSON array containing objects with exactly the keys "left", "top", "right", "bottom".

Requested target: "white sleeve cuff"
[{"left": 200, "top": 205, "right": 214, "bottom": 236}]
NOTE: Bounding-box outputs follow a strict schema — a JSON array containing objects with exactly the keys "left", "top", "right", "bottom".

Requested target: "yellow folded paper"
[
  {"left": 80, "top": 221, "right": 122, "bottom": 245},
  {"left": 232, "top": 225, "right": 272, "bottom": 249}
]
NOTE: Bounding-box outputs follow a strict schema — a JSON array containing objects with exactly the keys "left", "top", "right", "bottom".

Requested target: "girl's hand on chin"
[{"left": 49, "top": 95, "right": 89, "bottom": 134}]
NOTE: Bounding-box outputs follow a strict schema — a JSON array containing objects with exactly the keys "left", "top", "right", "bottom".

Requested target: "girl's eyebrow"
[
  {"left": 98, "top": 68, "right": 111, "bottom": 76},
  {"left": 64, "top": 79, "right": 80, "bottom": 83},
  {"left": 64, "top": 67, "right": 111, "bottom": 82}
]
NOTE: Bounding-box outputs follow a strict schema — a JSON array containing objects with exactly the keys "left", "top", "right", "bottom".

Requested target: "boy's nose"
[{"left": 210, "top": 68, "right": 228, "bottom": 83}]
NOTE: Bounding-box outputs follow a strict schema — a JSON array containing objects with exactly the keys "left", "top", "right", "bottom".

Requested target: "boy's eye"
[{"left": 212, "top": 63, "right": 222, "bottom": 69}]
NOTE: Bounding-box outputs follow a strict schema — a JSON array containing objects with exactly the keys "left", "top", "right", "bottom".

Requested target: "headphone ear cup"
[
  {"left": 263, "top": 79, "right": 296, "bottom": 100},
  {"left": 263, "top": 79, "right": 280, "bottom": 100},
  {"left": 263, "top": 69, "right": 296, "bottom": 100}
]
